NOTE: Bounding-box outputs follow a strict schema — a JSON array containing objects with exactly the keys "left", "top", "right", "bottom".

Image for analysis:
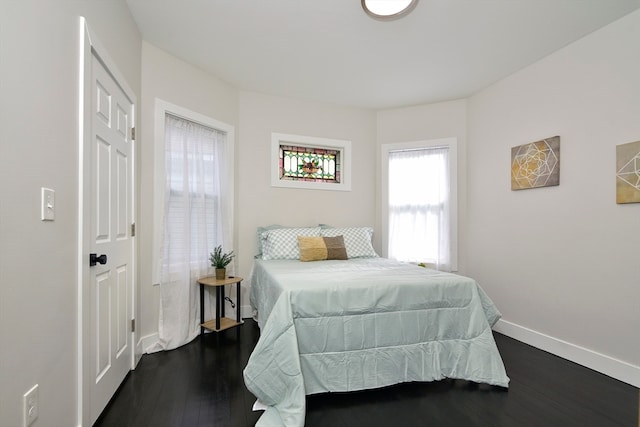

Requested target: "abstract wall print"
[
  {"left": 616, "top": 140, "right": 640, "bottom": 204},
  {"left": 511, "top": 136, "right": 560, "bottom": 190}
]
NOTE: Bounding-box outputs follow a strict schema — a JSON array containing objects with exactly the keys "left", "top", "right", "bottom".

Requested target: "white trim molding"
[
  {"left": 140, "top": 333, "right": 160, "bottom": 354},
  {"left": 140, "top": 304, "right": 252, "bottom": 354},
  {"left": 494, "top": 319, "right": 640, "bottom": 388}
]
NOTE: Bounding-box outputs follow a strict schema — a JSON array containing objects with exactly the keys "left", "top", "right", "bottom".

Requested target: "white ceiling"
[{"left": 126, "top": 0, "right": 640, "bottom": 110}]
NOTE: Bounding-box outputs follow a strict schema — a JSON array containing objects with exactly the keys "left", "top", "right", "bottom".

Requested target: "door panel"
[
  {"left": 116, "top": 150, "right": 128, "bottom": 239},
  {"left": 96, "top": 137, "right": 111, "bottom": 242},
  {"left": 116, "top": 265, "right": 128, "bottom": 356},
  {"left": 88, "top": 52, "right": 133, "bottom": 424},
  {"left": 95, "top": 270, "right": 111, "bottom": 382}
]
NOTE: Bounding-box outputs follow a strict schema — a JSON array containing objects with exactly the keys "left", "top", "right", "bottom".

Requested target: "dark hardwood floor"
[{"left": 95, "top": 319, "right": 638, "bottom": 427}]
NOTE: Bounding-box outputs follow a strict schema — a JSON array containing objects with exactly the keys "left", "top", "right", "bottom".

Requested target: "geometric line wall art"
[
  {"left": 616, "top": 140, "right": 640, "bottom": 204},
  {"left": 511, "top": 136, "right": 560, "bottom": 190}
]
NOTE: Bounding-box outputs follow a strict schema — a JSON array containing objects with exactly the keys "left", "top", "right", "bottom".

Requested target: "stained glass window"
[
  {"left": 271, "top": 133, "right": 351, "bottom": 191},
  {"left": 279, "top": 145, "right": 340, "bottom": 183}
]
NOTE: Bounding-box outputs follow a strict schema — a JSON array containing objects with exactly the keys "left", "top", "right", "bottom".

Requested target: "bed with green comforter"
[{"left": 243, "top": 258, "right": 509, "bottom": 426}]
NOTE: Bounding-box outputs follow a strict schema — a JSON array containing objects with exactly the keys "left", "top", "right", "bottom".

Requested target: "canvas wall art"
[
  {"left": 511, "top": 136, "right": 560, "bottom": 190},
  {"left": 616, "top": 140, "right": 640, "bottom": 204}
]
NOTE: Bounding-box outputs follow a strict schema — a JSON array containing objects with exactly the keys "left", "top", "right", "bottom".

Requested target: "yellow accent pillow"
[{"left": 298, "top": 235, "right": 348, "bottom": 262}]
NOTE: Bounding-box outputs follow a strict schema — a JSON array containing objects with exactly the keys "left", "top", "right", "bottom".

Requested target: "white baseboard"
[
  {"left": 140, "top": 333, "right": 159, "bottom": 354},
  {"left": 241, "top": 304, "right": 252, "bottom": 320},
  {"left": 494, "top": 319, "right": 640, "bottom": 388},
  {"left": 134, "top": 337, "right": 145, "bottom": 366},
  {"left": 139, "top": 305, "right": 253, "bottom": 355}
]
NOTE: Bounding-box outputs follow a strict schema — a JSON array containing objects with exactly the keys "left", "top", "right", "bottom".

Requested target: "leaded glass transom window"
[
  {"left": 280, "top": 146, "right": 340, "bottom": 183},
  {"left": 271, "top": 133, "right": 352, "bottom": 191}
]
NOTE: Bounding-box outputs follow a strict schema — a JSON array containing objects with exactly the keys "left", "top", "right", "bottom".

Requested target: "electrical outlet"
[{"left": 23, "top": 384, "right": 38, "bottom": 427}]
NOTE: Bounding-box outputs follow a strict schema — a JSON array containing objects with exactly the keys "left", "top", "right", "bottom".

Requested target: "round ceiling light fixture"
[{"left": 362, "top": 0, "right": 418, "bottom": 21}]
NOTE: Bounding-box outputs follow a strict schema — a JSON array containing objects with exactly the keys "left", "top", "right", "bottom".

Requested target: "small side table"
[{"left": 197, "top": 276, "right": 243, "bottom": 334}]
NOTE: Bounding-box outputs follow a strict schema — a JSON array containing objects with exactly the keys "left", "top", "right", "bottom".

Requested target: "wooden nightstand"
[{"left": 197, "top": 276, "right": 243, "bottom": 334}]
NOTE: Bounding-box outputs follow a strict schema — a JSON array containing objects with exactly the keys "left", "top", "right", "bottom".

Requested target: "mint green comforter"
[{"left": 243, "top": 258, "right": 509, "bottom": 426}]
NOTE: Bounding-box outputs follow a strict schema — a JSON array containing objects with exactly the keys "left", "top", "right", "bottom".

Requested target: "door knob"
[{"left": 89, "top": 253, "right": 107, "bottom": 266}]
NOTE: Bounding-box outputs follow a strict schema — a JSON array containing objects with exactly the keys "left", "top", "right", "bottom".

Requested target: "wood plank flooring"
[{"left": 94, "top": 319, "right": 638, "bottom": 427}]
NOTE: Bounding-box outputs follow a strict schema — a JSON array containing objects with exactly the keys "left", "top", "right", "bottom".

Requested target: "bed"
[{"left": 243, "top": 227, "right": 509, "bottom": 427}]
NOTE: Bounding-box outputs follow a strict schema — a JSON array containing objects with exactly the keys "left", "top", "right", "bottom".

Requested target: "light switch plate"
[
  {"left": 41, "top": 187, "right": 55, "bottom": 221},
  {"left": 23, "top": 384, "right": 38, "bottom": 427}
]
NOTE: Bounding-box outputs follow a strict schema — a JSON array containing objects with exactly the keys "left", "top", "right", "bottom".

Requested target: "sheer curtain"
[
  {"left": 150, "top": 113, "right": 231, "bottom": 351},
  {"left": 388, "top": 147, "right": 451, "bottom": 271}
]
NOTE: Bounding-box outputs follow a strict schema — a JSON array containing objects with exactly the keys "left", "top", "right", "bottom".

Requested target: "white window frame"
[
  {"left": 271, "top": 132, "right": 352, "bottom": 191},
  {"left": 152, "top": 99, "right": 235, "bottom": 285},
  {"left": 380, "top": 137, "right": 458, "bottom": 271}
]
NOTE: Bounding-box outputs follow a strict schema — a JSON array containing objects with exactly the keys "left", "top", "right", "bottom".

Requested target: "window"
[
  {"left": 151, "top": 99, "right": 235, "bottom": 350},
  {"left": 381, "top": 138, "right": 457, "bottom": 271},
  {"left": 162, "top": 113, "right": 225, "bottom": 276},
  {"left": 281, "top": 146, "right": 339, "bottom": 182},
  {"left": 152, "top": 100, "right": 234, "bottom": 285},
  {"left": 271, "top": 133, "right": 351, "bottom": 191}
]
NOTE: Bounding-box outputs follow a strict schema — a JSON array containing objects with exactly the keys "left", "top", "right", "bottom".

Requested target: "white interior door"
[{"left": 86, "top": 49, "right": 134, "bottom": 425}]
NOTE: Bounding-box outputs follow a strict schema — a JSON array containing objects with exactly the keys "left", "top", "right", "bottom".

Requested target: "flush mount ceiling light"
[{"left": 362, "top": 0, "right": 418, "bottom": 21}]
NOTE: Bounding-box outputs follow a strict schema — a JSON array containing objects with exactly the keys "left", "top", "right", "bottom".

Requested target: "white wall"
[
  {"left": 0, "top": 1, "right": 141, "bottom": 426},
  {"left": 467, "top": 10, "right": 640, "bottom": 386},
  {"left": 376, "top": 100, "right": 468, "bottom": 272},
  {"left": 137, "top": 51, "right": 377, "bottom": 341},
  {"left": 138, "top": 42, "right": 239, "bottom": 342},
  {"left": 236, "top": 92, "right": 377, "bottom": 303}
]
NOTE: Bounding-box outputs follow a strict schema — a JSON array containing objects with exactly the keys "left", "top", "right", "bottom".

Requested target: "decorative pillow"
[
  {"left": 320, "top": 227, "right": 378, "bottom": 258},
  {"left": 298, "top": 236, "right": 348, "bottom": 262},
  {"left": 256, "top": 225, "right": 321, "bottom": 258},
  {"left": 255, "top": 224, "right": 284, "bottom": 258},
  {"left": 261, "top": 227, "right": 321, "bottom": 260}
]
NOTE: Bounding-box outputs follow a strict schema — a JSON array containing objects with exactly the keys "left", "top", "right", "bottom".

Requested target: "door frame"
[{"left": 77, "top": 17, "right": 137, "bottom": 426}]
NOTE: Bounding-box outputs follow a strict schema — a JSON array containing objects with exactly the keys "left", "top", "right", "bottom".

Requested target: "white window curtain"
[
  {"left": 388, "top": 147, "right": 451, "bottom": 271},
  {"left": 150, "top": 113, "right": 231, "bottom": 351}
]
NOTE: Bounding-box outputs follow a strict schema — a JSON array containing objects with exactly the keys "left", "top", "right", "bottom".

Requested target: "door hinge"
[
  {"left": 131, "top": 319, "right": 135, "bottom": 333},
  {"left": 130, "top": 127, "right": 136, "bottom": 141},
  {"left": 131, "top": 223, "right": 135, "bottom": 237}
]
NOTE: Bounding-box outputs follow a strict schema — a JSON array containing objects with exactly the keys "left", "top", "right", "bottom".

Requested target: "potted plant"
[{"left": 209, "top": 245, "right": 235, "bottom": 280}]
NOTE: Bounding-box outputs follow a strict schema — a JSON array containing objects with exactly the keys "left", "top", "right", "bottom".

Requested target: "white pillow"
[
  {"left": 320, "top": 227, "right": 378, "bottom": 258},
  {"left": 261, "top": 227, "right": 321, "bottom": 260}
]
